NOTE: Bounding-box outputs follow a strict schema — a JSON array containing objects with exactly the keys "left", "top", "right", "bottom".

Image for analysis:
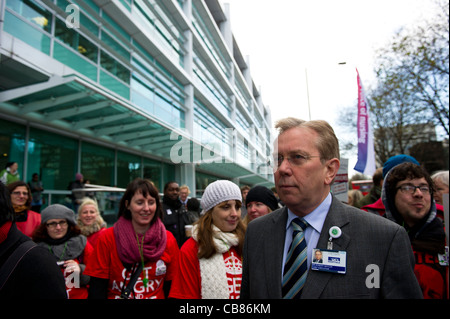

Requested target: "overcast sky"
[{"left": 222, "top": 0, "right": 439, "bottom": 175}]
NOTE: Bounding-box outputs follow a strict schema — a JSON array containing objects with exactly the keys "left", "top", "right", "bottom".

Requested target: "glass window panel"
[
  {"left": 80, "top": 142, "right": 115, "bottom": 186},
  {"left": 6, "top": 0, "right": 52, "bottom": 33},
  {"left": 195, "top": 171, "right": 220, "bottom": 197},
  {"left": 194, "top": 98, "right": 232, "bottom": 159},
  {"left": 100, "top": 70, "right": 130, "bottom": 99},
  {"left": 80, "top": 13, "right": 99, "bottom": 36},
  {"left": 0, "top": 119, "right": 26, "bottom": 182},
  {"left": 117, "top": 151, "right": 141, "bottom": 188},
  {"left": 161, "top": 162, "right": 176, "bottom": 189},
  {"left": 131, "top": 75, "right": 155, "bottom": 113},
  {"left": 143, "top": 158, "right": 162, "bottom": 191},
  {"left": 53, "top": 42, "right": 98, "bottom": 81},
  {"left": 101, "top": 31, "right": 130, "bottom": 60},
  {"left": 100, "top": 51, "right": 130, "bottom": 84},
  {"left": 28, "top": 127, "right": 78, "bottom": 190},
  {"left": 56, "top": 0, "right": 99, "bottom": 36},
  {"left": 118, "top": 0, "right": 132, "bottom": 12},
  {"left": 4, "top": 10, "right": 51, "bottom": 55},
  {"left": 55, "top": 19, "right": 98, "bottom": 64}
]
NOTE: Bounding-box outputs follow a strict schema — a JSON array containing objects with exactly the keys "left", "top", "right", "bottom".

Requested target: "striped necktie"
[{"left": 282, "top": 218, "right": 308, "bottom": 299}]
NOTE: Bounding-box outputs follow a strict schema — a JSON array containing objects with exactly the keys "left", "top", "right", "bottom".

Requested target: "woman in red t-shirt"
[
  {"left": 85, "top": 178, "right": 179, "bottom": 299},
  {"left": 169, "top": 180, "right": 246, "bottom": 299},
  {"left": 7, "top": 181, "right": 41, "bottom": 238}
]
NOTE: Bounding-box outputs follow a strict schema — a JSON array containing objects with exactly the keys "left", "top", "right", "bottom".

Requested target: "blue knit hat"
[{"left": 382, "top": 155, "right": 419, "bottom": 177}]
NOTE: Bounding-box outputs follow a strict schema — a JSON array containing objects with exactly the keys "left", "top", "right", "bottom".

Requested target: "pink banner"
[{"left": 354, "top": 69, "right": 376, "bottom": 176}]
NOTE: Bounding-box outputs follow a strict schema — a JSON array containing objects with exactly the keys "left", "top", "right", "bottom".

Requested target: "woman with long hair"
[{"left": 169, "top": 180, "right": 246, "bottom": 299}]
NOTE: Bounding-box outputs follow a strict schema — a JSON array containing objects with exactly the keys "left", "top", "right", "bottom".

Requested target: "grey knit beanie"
[
  {"left": 41, "top": 204, "right": 77, "bottom": 225},
  {"left": 201, "top": 180, "right": 242, "bottom": 214}
]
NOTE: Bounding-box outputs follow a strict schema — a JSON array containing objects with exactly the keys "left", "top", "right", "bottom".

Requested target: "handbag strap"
[
  {"left": 121, "top": 263, "right": 143, "bottom": 299},
  {"left": 0, "top": 240, "right": 37, "bottom": 290}
]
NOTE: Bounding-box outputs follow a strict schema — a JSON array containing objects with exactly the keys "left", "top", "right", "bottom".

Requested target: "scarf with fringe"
[{"left": 192, "top": 224, "right": 239, "bottom": 299}]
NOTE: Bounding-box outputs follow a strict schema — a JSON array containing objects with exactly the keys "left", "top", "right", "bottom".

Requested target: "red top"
[
  {"left": 64, "top": 240, "right": 94, "bottom": 299},
  {"left": 84, "top": 227, "right": 179, "bottom": 299},
  {"left": 16, "top": 210, "right": 41, "bottom": 237},
  {"left": 86, "top": 227, "right": 106, "bottom": 248},
  {"left": 169, "top": 237, "right": 242, "bottom": 299}
]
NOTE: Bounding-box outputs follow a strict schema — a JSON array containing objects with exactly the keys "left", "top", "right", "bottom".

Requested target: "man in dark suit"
[{"left": 241, "top": 117, "right": 422, "bottom": 299}]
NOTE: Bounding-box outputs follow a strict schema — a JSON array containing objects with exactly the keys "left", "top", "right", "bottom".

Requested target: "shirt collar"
[{"left": 286, "top": 192, "right": 332, "bottom": 233}]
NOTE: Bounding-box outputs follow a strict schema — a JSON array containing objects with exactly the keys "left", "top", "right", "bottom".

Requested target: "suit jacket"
[{"left": 241, "top": 196, "right": 423, "bottom": 299}]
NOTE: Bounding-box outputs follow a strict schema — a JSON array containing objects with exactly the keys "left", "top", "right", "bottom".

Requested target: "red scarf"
[
  {"left": 0, "top": 221, "right": 12, "bottom": 244},
  {"left": 113, "top": 216, "right": 167, "bottom": 265}
]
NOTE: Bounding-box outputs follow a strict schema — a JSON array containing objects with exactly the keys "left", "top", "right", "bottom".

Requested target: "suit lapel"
[
  {"left": 265, "top": 207, "right": 288, "bottom": 298},
  {"left": 301, "top": 197, "right": 351, "bottom": 299}
]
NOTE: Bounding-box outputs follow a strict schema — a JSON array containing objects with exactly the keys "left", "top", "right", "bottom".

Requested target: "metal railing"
[{"left": 42, "top": 184, "right": 125, "bottom": 227}]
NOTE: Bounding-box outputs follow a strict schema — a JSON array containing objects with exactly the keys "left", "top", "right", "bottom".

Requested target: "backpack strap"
[
  {"left": 0, "top": 240, "right": 37, "bottom": 290},
  {"left": 120, "top": 263, "right": 143, "bottom": 299}
]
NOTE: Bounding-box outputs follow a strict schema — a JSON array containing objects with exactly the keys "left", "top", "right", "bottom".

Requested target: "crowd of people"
[{"left": 0, "top": 117, "right": 448, "bottom": 300}]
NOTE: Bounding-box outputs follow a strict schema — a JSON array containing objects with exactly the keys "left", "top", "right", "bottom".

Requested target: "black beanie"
[{"left": 246, "top": 186, "right": 278, "bottom": 211}]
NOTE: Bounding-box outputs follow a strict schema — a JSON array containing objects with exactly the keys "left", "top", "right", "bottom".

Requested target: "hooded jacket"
[
  {"left": 0, "top": 167, "right": 20, "bottom": 185},
  {"left": 381, "top": 173, "right": 447, "bottom": 299}
]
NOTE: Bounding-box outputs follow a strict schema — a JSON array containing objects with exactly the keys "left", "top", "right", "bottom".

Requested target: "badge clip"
[{"left": 327, "top": 226, "right": 342, "bottom": 250}]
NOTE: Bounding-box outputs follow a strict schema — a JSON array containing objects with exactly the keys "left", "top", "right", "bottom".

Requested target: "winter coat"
[
  {"left": 0, "top": 222, "right": 67, "bottom": 298},
  {"left": 381, "top": 175, "right": 447, "bottom": 299},
  {"left": 355, "top": 185, "right": 381, "bottom": 208},
  {"left": 162, "top": 196, "right": 188, "bottom": 247},
  {"left": 0, "top": 168, "right": 20, "bottom": 185}
]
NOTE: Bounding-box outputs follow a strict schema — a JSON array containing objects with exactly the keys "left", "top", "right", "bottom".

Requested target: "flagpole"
[{"left": 305, "top": 68, "right": 311, "bottom": 120}]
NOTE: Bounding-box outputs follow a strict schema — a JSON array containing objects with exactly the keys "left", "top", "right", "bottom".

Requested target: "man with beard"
[{"left": 382, "top": 162, "right": 447, "bottom": 299}]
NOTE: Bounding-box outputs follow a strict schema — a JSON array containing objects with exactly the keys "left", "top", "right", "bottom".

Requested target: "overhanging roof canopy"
[
  {"left": 0, "top": 74, "right": 273, "bottom": 186},
  {"left": 0, "top": 75, "right": 191, "bottom": 159}
]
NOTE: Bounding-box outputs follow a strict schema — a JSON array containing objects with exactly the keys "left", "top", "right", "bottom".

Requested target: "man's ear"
[{"left": 325, "top": 158, "right": 340, "bottom": 185}]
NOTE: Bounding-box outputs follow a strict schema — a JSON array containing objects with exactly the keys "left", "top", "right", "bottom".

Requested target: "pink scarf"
[{"left": 114, "top": 216, "right": 167, "bottom": 264}]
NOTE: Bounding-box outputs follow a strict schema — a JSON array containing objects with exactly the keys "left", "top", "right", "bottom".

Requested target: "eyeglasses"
[
  {"left": 272, "top": 153, "right": 321, "bottom": 168},
  {"left": 11, "top": 191, "right": 28, "bottom": 196},
  {"left": 46, "top": 221, "right": 68, "bottom": 228},
  {"left": 396, "top": 184, "right": 430, "bottom": 195}
]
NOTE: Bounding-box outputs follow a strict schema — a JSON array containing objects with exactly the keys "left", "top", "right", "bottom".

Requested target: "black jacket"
[
  {"left": 162, "top": 197, "right": 188, "bottom": 247},
  {"left": 0, "top": 223, "right": 67, "bottom": 299}
]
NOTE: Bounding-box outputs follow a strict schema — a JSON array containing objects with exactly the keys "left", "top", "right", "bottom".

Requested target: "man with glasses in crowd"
[
  {"left": 382, "top": 162, "right": 447, "bottom": 299},
  {"left": 241, "top": 117, "right": 422, "bottom": 299}
]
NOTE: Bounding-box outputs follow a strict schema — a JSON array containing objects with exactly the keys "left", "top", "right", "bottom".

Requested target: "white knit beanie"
[{"left": 201, "top": 180, "right": 242, "bottom": 214}]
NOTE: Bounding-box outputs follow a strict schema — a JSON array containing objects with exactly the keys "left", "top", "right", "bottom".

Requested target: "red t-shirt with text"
[{"left": 84, "top": 227, "right": 179, "bottom": 299}]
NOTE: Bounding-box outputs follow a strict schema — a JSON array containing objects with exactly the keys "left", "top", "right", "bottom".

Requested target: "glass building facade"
[{"left": 0, "top": 0, "right": 274, "bottom": 204}]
